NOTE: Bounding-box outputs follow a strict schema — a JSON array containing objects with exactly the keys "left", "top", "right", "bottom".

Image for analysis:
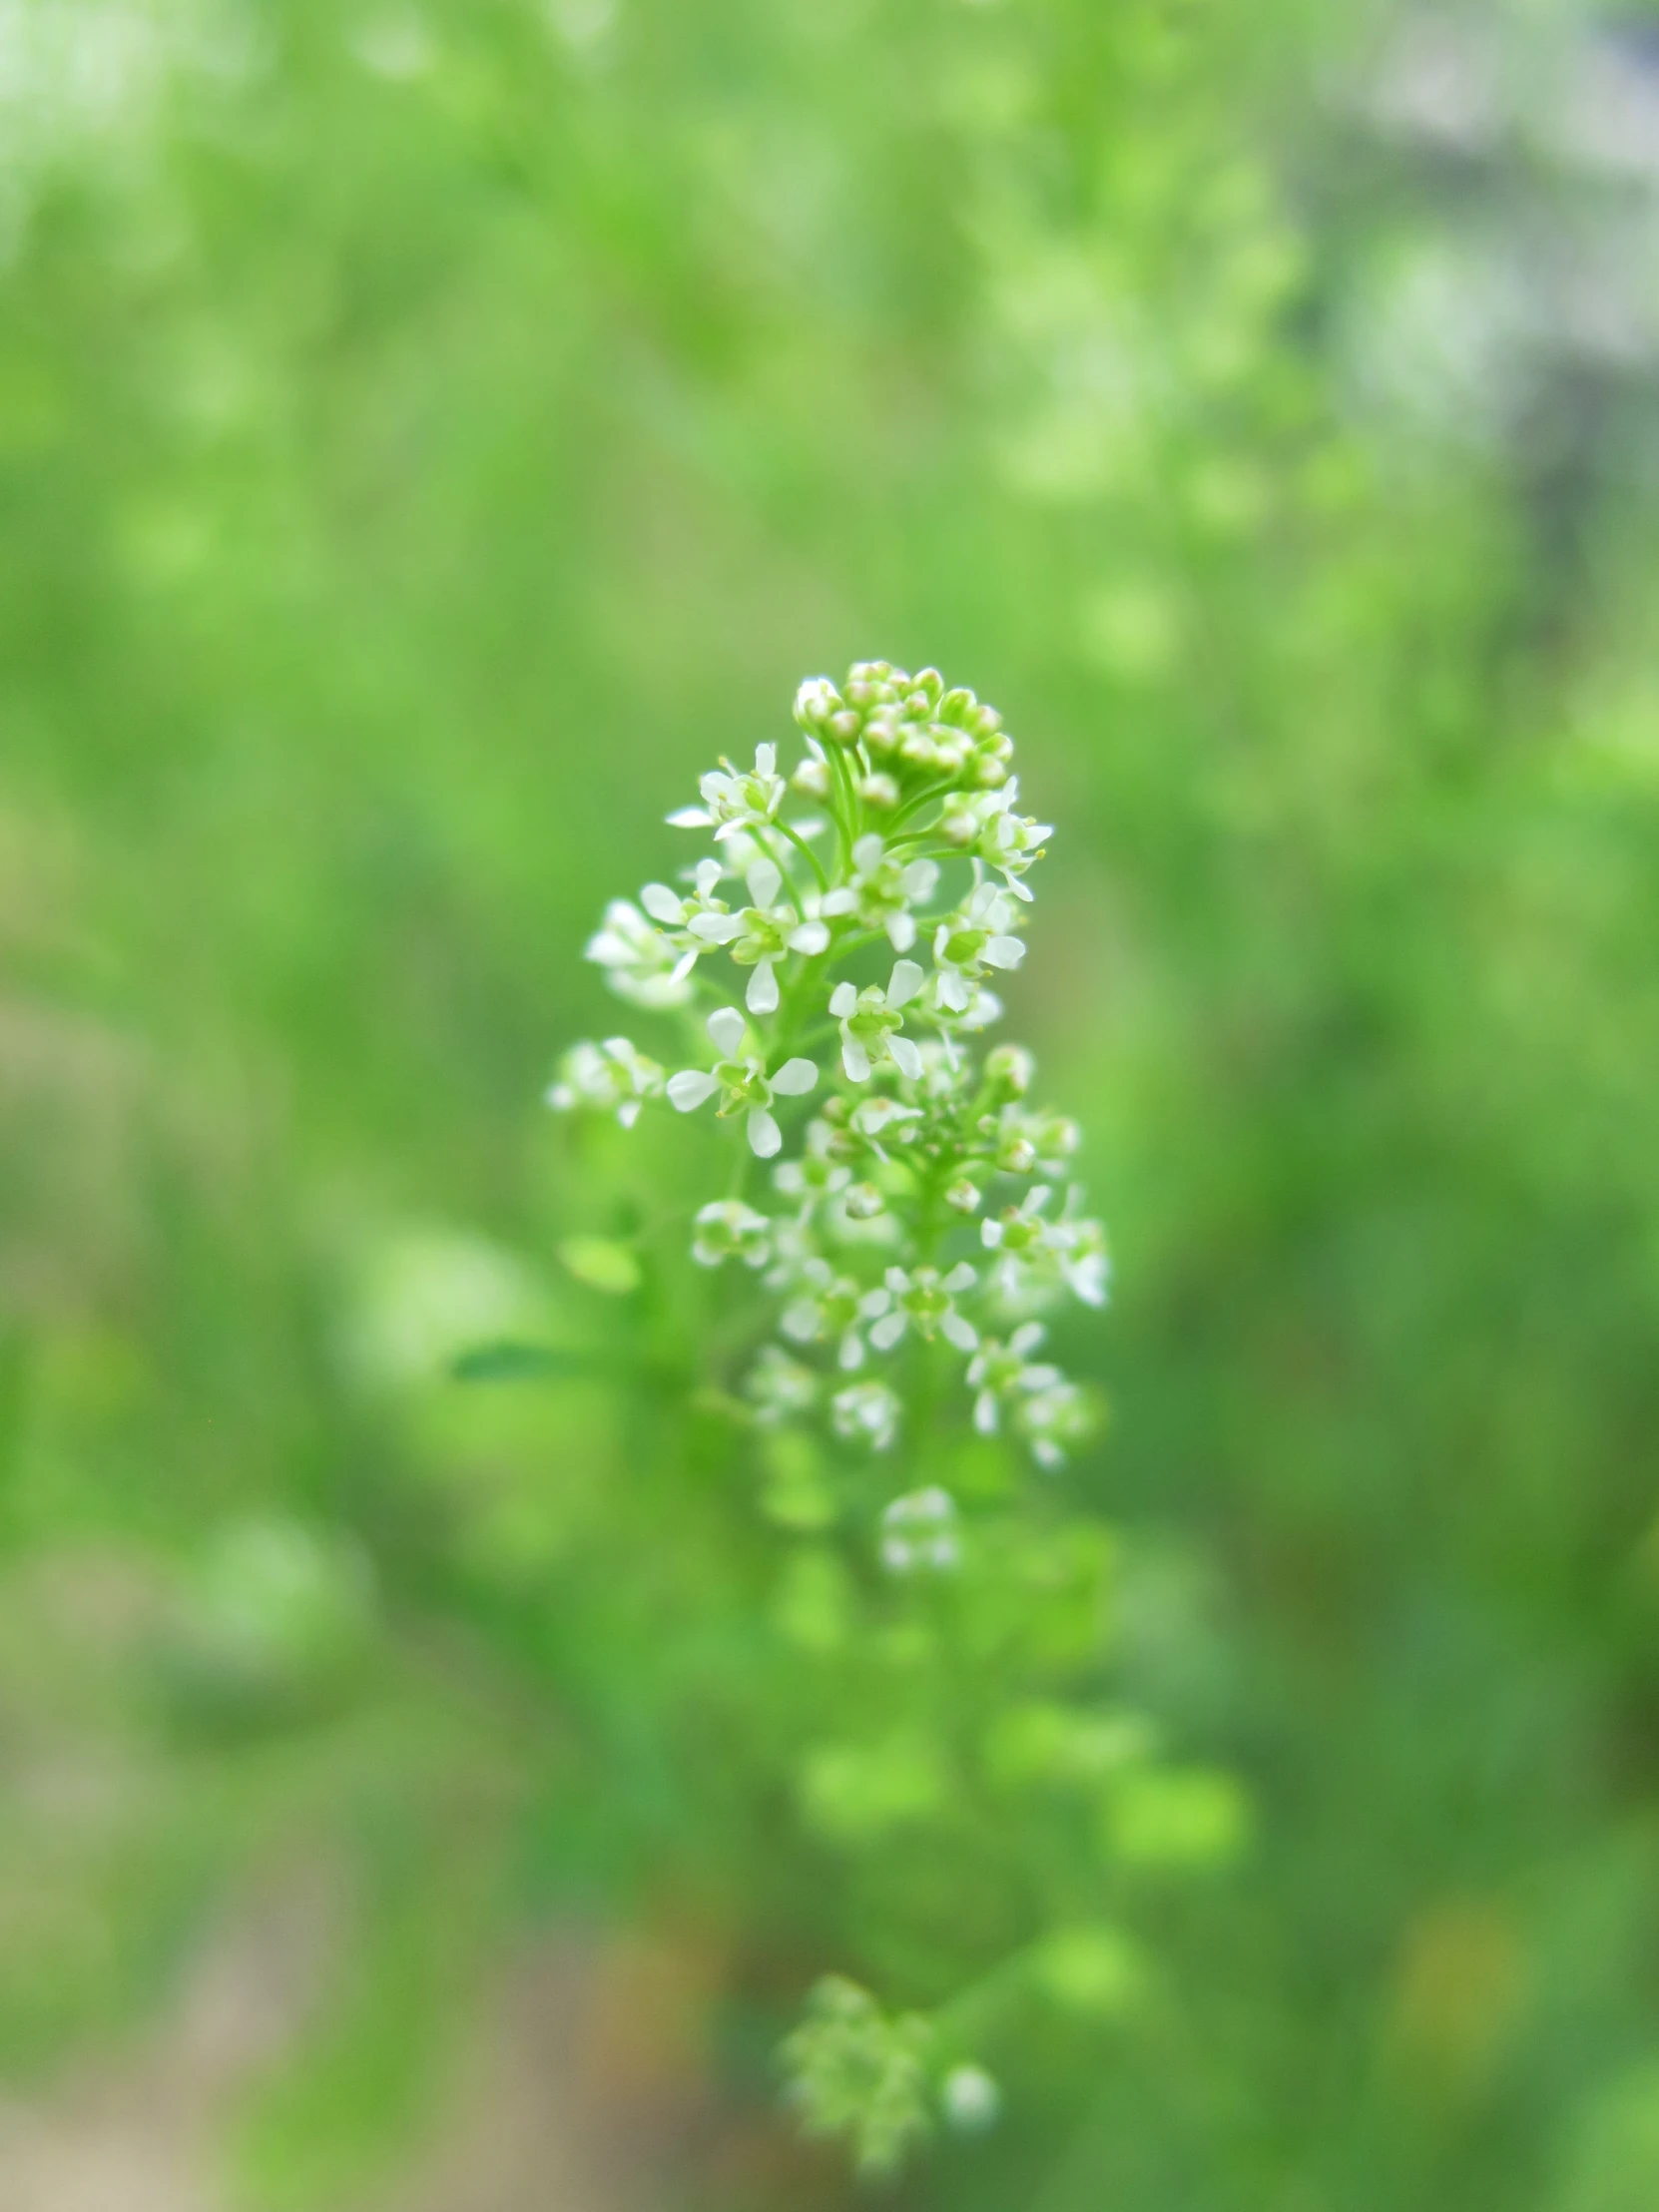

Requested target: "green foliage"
[
  {"left": 2, "top": 0, "right": 1659, "bottom": 2206},
  {"left": 781, "top": 1976, "right": 936, "bottom": 2177}
]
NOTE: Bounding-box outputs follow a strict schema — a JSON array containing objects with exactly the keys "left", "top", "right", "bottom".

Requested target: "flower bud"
[
  {"left": 940, "top": 803, "right": 978, "bottom": 845},
  {"left": 942, "top": 2065, "right": 1000, "bottom": 2131},
  {"left": 985, "top": 1043, "right": 1036, "bottom": 1096},
  {"left": 844, "top": 1181, "right": 886, "bottom": 1221},
  {"left": 863, "top": 720, "right": 899, "bottom": 757},
  {"left": 998, "top": 1135, "right": 1038, "bottom": 1175},
  {"left": 945, "top": 1178, "right": 982, "bottom": 1215},
  {"left": 858, "top": 773, "right": 900, "bottom": 809},
  {"left": 792, "top": 758, "right": 830, "bottom": 799},
  {"left": 827, "top": 710, "right": 861, "bottom": 746},
  {"left": 794, "top": 677, "right": 839, "bottom": 729}
]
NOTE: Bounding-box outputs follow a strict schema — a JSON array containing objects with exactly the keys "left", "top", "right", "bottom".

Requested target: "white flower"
[
  {"left": 829, "top": 959, "right": 927, "bottom": 1083},
  {"left": 981, "top": 1187, "right": 1110, "bottom": 1307},
  {"left": 546, "top": 1036, "right": 665, "bottom": 1128},
  {"left": 939, "top": 778, "right": 1052, "bottom": 900},
  {"left": 584, "top": 899, "right": 697, "bottom": 1008},
  {"left": 861, "top": 1263, "right": 979, "bottom": 1353},
  {"left": 848, "top": 1095, "right": 924, "bottom": 1153},
  {"left": 668, "top": 745, "right": 787, "bottom": 840},
  {"left": 793, "top": 676, "right": 842, "bottom": 732},
  {"left": 773, "top": 1118, "right": 853, "bottom": 1212},
  {"left": 941, "top": 2066, "right": 1000, "bottom": 2131},
  {"left": 1015, "top": 1379, "right": 1095, "bottom": 1467},
  {"left": 666, "top": 1006, "right": 819, "bottom": 1158},
  {"left": 780, "top": 1258, "right": 887, "bottom": 1371},
  {"left": 820, "top": 833, "right": 940, "bottom": 952},
  {"left": 678, "top": 855, "right": 831, "bottom": 1014},
  {"left": 879, "top": 1486, "right": 959, "bottom": 1573},
  {"left": 691, "top": 1199, "right": 773, "bottom": 1270},
  {"left": 745, "top": 1344, "right": 820, "bottom": 1423},
  {"left": 930, "top": 881, "right": 1025, "bottom": 1013},
  {"left": 966, "top": 1322, "right": 1062, "bottom": 1434},
  {"left": 830, "top": 1379, "right": 902, "bottom": 1451}
]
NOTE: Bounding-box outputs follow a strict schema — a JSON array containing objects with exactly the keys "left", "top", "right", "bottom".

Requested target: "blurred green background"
[{"left": 5, "top": 0, "right": 1659, "bottom": 2205}]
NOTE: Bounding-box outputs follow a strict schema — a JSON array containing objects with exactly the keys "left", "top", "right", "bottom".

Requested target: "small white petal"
[
  {"left": 671, "top": 948, "right": 699, "bottom": 983},
  {"left": 689, "top": 911, "right": 744, "bottom": 941},
  {"left": 828, "top": 981, "right": 857, "bottom": 1018},
  {"left": 756, "top": 743, "right": 776, "bottom": 775},
  {"left": 886, "top": 911, "right": 916, "bottom": 952},
  {"left": 781, "top": 1303, "right": 818, "bottom": 1343},
  {"left": 974, "top": 1391, "right": 999, "bottom": 1435},
  {"left": 789, "top": 919, "right": 830, "bottom": 954},
  {"left": 747, "top": 959, "right": 780, "bottom": 1014},
  {"left": 942, "top": 1311, "right": 979, "bottom": 1353},
  {"left": 884, "top": 1267, "right": 907, "bottom": 1291},
  {"left": 869, "top": 1312, "right": 907, "bottom": 1351},
  {"left": 942, "top": 1262, "right": 977, "bottom": 1294},
  {"left": 837, "top": 1334, "right": 865, "bottom": 1371},
  {"left": 841, "top": 1034, "right": 871, "bottom": 1083},
  {"left": 886, "top": 958, "right": 925, "bottom": 1008},
  {"left": 667, "top": 808, "right": 714, "bottom": 829},
  {"left": 981, "top": 1221, "right": 1004, "bottom": 1248},
  {"left": 618, "top": 1099, "right": 642, "bottom": 1130},
  {"left": 985, "top": 936, "right": 1025, "bottom": 969},
  {"left": 694, "top": 858, "right": 724, "bottom": 895},
  {"left": 820, "top": 888, "right": 858, "bottom": 917},
  {"left": 640, "top": 882, "right": 682, "bottom": 922},
  {"left": 851, "top": 832, "right": 884, "bottom": 870},
  {"left": 888, "top": 1035, "right": 922, "bottom": 1081},
  {"left": 858, "top": 1289, "right": 893, "bottom": 1318},
  {"left": 772, "top": 1057, "right": 819, "bottom": 1096},
  {"left": 748, "top": 1106, "right": 783, "bottom": 1157},
  {"left": 707, "top": 1006, "right": 747, "bottom": 1055},
  {"left": 901, "top": 860, "right": 939, "bottom": 900},
  {"left": 937, "top": 970, "right": 972, "bottom": 1013},
  {"left": 1011, "top": 1322, "right": 1046, "bottom": 1356},
  {"left": 667, "top": 1069, "right": 720, "bottom": 1112},
  {"left": 747, "top": 857, "right": 783, "bottom": 907}
]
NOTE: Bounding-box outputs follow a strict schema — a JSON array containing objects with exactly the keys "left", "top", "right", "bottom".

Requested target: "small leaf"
[
  {"left": 450, "top": 1342, "right": 597, "bottom": 1383},
  {"left": 557, "top": 1236, "right": 642, "bottom": 1294}
]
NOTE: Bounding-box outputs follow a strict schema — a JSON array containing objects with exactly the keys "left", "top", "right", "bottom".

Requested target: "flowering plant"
[{"left": 548, "top": 665, "right": 1243, "bottom": 2174}]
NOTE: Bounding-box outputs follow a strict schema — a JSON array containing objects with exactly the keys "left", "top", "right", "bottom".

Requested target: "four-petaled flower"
[
  {"left": 830, "top": 1380, "right": 902, "bottom": 1451},
  {"left": 861, "top": 1263, "right": 979, "bottom": 1353},
  {"left": 879, "top": 1487, "right": 959, "bottom": 1573},
  {"left": 546, "top": 1036, "right": 665, "bottom": 1128},
  {"left": 667, "top": 1006, "right": 819, "bottom": 1158},
  {"left": 691, "top": 1199, "right": 774, "bottom": 1270},
  {"left": 669, "top": 744, "right": 787, "bottom": 840},
  {"left": 820, "top": 834, "right": 940, "bottom": 953},
  {"left": 585, "top": 900, "right": 697, "bottom": 1008},
  {"left": 780, "top": 1258, "right": 887, "bottom": 1371},
  {"left": 1014, "top": 1379, "right": 1095, "bottom": 1468},
  {"left": 773, "top": 1119, "right": 853, "bottom": 1212},
  {"left": 745, "top": 1345, "right": 820, "bottom": 1424},
  {"left": 967, "top": 1322, "right": 1062, "bottom": 1434},
  {"left": 981, "top": 1186, "right": 1110, "bottom": 1307},
  {"left": 930, "top": 881, "right": 1025, "bottom": 1012},
  {"left": 677, "top": 855, "right": 831, "bottom": 1014},
  {"left": 939, "top": 778, "right": 1053, "bottom": 899},
  {"left": 830, "top": 960, "right": 926, "bottom": 1083}
]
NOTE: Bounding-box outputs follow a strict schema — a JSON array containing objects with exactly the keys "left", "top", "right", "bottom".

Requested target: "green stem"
[{"left": 771, "top": 819, "right": 829, "bottom": 893}]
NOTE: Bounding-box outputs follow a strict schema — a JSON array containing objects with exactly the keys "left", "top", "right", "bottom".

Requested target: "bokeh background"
[{"left": 5, "top": 0, "right": 1659, "bottom": 2206}]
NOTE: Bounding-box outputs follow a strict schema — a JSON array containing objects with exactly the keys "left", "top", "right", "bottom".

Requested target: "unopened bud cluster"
[{"left": 549, "top": 662, "right": 1108, "bottom": 1530}]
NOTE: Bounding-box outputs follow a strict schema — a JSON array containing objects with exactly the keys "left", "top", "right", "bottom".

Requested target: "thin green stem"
[{"left": 771, "top": 818, "right": 829, "bottom": 893}]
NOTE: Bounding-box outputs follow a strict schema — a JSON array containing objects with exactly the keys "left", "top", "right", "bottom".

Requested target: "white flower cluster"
[{"left": 549, "top": 661, "right": 1107, "bottom": 1550}]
